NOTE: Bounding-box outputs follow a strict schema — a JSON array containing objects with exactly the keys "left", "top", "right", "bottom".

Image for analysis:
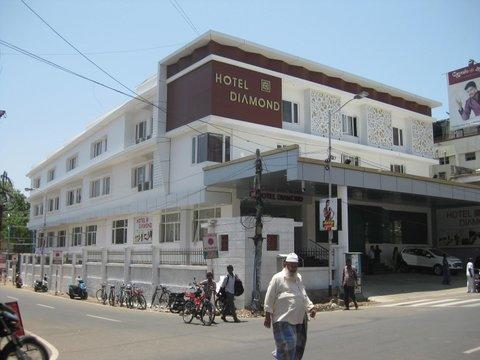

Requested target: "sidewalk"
[{"left": 363, "top": 272, "right": 467, "bottom": 303}]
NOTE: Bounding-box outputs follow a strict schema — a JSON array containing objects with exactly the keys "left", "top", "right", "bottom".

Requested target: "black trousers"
[{"left": 343, "top": 285, "right": 357, "bottom": 308}]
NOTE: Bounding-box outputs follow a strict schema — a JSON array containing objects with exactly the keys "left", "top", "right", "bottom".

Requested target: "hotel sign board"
[
  {"left": 437, "top": 206, "right": 480, "bottom": 247},
  {"left": 448, "top": 64, "right": 480, "bottom": 129}
]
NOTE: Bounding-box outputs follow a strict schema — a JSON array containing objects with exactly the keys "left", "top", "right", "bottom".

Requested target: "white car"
[{"left": 400, "top": 248, "right": 463, "bottom": 275}]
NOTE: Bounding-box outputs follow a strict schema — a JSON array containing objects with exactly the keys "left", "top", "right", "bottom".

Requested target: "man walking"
[
  {"left": 220, "top": 265, "right": 240, "bottom": 323},
  {"left": 442, "top": 254, "right": 450, "bottom": 285},
  {"left": 466, "top": 258, "right": 475, "bottom": 293},
  {"left": 342, "top": 258, "right": 358, "bottom": 310},
  {"left": 264, "top": 253, "right": 316, "bottom": 359}
]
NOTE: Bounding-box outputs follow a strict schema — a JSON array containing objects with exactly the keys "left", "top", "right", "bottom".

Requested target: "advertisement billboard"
[
  {"left": 437, "top": 206, "right": 480, "bottom": 247},
  {"left": 134, "top": 216, "right": 153, "bottom": 244},
  {"left": 448, "top": 64, "right": 480, "bottom": 128},
  {"left": 319, "top": 198, "right": 338, "bottom": 231}
]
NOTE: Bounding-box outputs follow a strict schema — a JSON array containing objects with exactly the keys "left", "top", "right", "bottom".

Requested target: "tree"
[{"left": 0, "top": 172, "right": 32, "bottom": 252}]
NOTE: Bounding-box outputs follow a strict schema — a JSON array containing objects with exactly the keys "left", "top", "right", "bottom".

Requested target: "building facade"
[{"left": 24, "top": 31, "right": 480, "bottom": 304}]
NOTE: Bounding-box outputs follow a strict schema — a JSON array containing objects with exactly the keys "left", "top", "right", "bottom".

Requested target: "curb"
[{"left": 25, "top": 330, "right": 59, "bottom": 360}]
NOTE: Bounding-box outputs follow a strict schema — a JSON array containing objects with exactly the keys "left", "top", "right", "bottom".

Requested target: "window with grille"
[
  {"left": 390, "top": 164, "right": 405, "bottom": 174},
  {"left": 160, "top": 213, "right": 180, "bottom": 243},
  {"left": 132, "top": 163, "right": 153, "bottom": 191},
  {"left": 47, "top": 168, "right": 56, "bottom": 182},
  {"left": 86, "top": 225, "right": 97, "bottom": 246},
  {"left": 193, "top": 208, "right": 221, "bottom": 242},
  {"left": 192, "top": 133, "right": 230, "bottom": 164},
  {"left": 91, "top": 137, "right": 107, "bottom": 158},
  {"left": 57, "top": 230, "right": 66, "bottom": 247},
  {"left": 393, "top": 127, "right": 404, "bottom": 146},
  {"left": 341, "top": 114, "right": 358, "bottom": 136},
  {"left": 67, "top": 155, "right": 78, "bottom": 172},
  {"left": 72, "top": 227, "right": 82, "bottom": 246},
  {"left": 112, "top": 219, "right": 128, "bottom": 244}
]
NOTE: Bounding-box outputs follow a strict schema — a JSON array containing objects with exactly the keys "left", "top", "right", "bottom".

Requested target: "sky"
[{"left": 0, "top": 0, "right": 479, "bottom": 191}]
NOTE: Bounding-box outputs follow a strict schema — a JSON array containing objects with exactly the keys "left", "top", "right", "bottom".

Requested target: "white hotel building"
[{"left": 23, "top": 31, "right": 480, "bottom": 303}]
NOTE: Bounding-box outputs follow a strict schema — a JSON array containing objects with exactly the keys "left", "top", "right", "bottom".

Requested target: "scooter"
[
  {"left": 15, "top": 275, "right": 22, "bottom": 289},
  {"left": 68, "top": 279, "right": 88, "bottom": 300},
  {"left": 33, "top": 280, "right": 48, "bottom": 292}
]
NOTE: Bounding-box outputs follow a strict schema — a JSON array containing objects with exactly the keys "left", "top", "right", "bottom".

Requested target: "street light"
[{"left": 326, "top": 90, "right": 369, "bottom": 297}]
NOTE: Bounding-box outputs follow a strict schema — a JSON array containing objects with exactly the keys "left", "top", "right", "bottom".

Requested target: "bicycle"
[
  {"left": 150, "top": 284, "right": 170, "bottom": 310},
  {"left": 181, "top": 281, "right": 215, "bottom": 326},
  {"left": 108, "top": 284, "right": 116, "bottom": 306},
  {"left": 128, "top": 284, "right": 147, "bottom": 310},
  {"left": 116, "top": 283, "right": 129, "bottom": 307},
  {"left": 95, "top": 283, "right": 108, "bottom": 305}
]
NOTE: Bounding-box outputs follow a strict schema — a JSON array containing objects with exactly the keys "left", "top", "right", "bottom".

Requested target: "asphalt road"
[{"left": 1, "top": 286, "right": 480, "bottom": 360}]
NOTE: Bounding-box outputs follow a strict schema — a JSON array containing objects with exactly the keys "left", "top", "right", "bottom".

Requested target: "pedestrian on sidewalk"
[
  {"left": 442, "top": 254, "right": 450, "bottom": 285},
  {"left": 342, "top": 258, "right": 359, "bottom": 310},
  {"left": 374, "top": 245, "right": 382, "bottom": 264},
  {"left": 220, "top": 265, "right": 240, "bottom": 323},
  {"left": 264, "top": 252, "right": 316, "bottom": 360},
  {"left": 200, "top": 272, "right": 218, "bottom": 324},
  {"left": 466, "top": 258, "right": 475, "bottom": 293}
]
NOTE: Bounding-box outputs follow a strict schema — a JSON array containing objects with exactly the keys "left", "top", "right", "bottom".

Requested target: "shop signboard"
[
  {"left": 52, "top": 250, "right": 63, "bottom": 265},
  {"left": 134, "top": 216, "right": 153, "bottom": 244},
  {"left": 203, "top": 233, "right": 218, "bottom": 259},
  {"left": 0, "top": 253, "right": 6, "bottom": 269},
  {"left": 448, "top": 63, "right": 480, "bottom": 128},
  {"left": 5, "top": 301, "right": 25, "bottom": 337},
  {"left": 437, "top": 206, "right": 480, "bottom": 247},
  {"left": 319, "top": 198, "right": 338, "bottom": 231}
]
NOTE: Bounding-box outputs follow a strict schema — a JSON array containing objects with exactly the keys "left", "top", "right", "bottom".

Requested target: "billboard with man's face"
[{"left": 448, "top": 64, "right": 480, "bottom": 128}]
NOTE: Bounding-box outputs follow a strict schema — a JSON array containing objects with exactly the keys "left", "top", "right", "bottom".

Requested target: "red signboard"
[
  {"left": 0, "top": 254, "right": 6, "bottom": 269},
  {"left": 448, "top": 64, "right": 480, "bottom": 85},
  {"left": 5, "top": 301, "right": 25, "bottom": 337}
]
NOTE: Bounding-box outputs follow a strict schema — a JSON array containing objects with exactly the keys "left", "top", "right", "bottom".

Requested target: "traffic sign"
[
  {"left": 203, "top": 233, "right": 218, "bottom": 259},
  {"left": 52, "top": 250, "right": 63, "bottom": 265}
]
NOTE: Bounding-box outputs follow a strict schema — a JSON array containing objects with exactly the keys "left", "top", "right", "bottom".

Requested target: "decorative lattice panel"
[
  {"left": 366, "top": 105, "right": 393, "bottom": 148},
  {"left": 411, "top": 118, "right": 433, "bottom": 158},
  {"left": 310, "top": 90, "right": 342, "bottom": 137}
]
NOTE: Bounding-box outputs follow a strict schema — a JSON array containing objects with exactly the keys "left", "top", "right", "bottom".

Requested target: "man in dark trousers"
[
  {"left": 442, "top": 254, "right": 450, "bottom": 285},
  {"left": 220, "top": 265, "right": 240, "bottom": 323}
]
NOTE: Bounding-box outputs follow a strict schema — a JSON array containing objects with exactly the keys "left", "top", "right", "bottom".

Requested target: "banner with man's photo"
[
  {"left": 437, "top": 206, "right": 480, "bottom": 247},
  {"left": 448, "top": 64, "right": 480, "bottom": 128}
]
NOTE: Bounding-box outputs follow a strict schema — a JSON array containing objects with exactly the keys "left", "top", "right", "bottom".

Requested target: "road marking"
[
  {"left": 463, "top": 301, "right": 480, "bottom": 307},
  {"left": 464, "top": 345, "right": 480, "bottom": 354},
  {"left": 7, "top": 296, "right": 18, "bottom": 301},
  {"left": 37, "top": 304, "right": 55, "bottom": 309},
  {"left": 86, "top": 314, "right": 121, "bottom": 323},
  {"left": 410, "top": 298, "right": 458, "bottom": 307},
  {"left": 380, "top": 299, "right": 432, "bottom": 307},
  {"left": 434, "top": 299, "right": 480, "bottom": 307}
]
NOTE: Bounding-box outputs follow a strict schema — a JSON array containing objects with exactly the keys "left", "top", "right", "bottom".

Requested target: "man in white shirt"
[
  {"left": 220, "top": 265, "right": 240, "bottom": 323},
  {"left": 264, "top": 253, "right": 316, "bottom": 360},
  {"left": 466, "top": 258, "right": 475, "bottom": 293}
]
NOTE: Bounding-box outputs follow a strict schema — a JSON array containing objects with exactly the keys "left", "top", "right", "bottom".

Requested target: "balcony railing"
[{"left": 159, "top": 249, "right": 206, "bottom": 266}]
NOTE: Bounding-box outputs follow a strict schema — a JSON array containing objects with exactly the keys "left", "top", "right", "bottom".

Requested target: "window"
[
  {"left": 47, "top": 231, "right": 55, "bottom": 247},
  {"left": 220, "top": 235, "right": 229, "bottom": 251},
  {"left": 438, "top": 172, "right": 446, "bottom": 180},
  {"left": 112, "top": 219, "right": 128, "bottom": 244},
  {"left": 57, "top": 230, "right": 66, "bottom": 247},
  {"left": 132, "top": 163, "right": 153, "bottom": 191},
  {"left": 393, "top": 127, "right": 404, "bottom": 146},
  {"left": 37, "top": 232, "right": 44, "bottom": 248},
  {"left": 160, "top": 213, "right": 180, "bottom": 243},
  {"left": 192, "top": 133, "right": 230, "bottom": 164},
  {"left": 72, "top": 227, "right": 82, "bottom": 246},
  {"left": 135, "top": 121, "right": 150, "bottom": 143},
  {"left": 67, "top": 188, "right": 82, "bottom": 206},
  {"left": 341, "top": 154, "right": 360, "bottom": 166},
  {"left": 390, "top": 164, "right": 405, "bottom": 174},
  {"left": 33, "top": 203, "right": 43, "bottom": 216},
  {"left": 47, "top": 168, "right": 55, "bottom": 182},
  {"left": 282, "top": 100, "right": 299, "bottom": 124},
  {"left": 193, "top": 207, "right": 221, "bottom": 242},
  {"left": 465, "top": 152, "right": 476, "bottom": 161},
  {"left": 439, "top": 157, "right": 450, "bottom": 165},
  {"left": 267, "top": 234, "right": 279, "bottom": 251},
  {"left": 91, "top": 138, "right": 107, "bottom": 158},
  {"left": 341, "top": 114, "right": 358, "bottom": 136},
  {"left": 67, "top": 155, "right": 78, "bottom": 172},
  {"left": 86, "top": 225, "right": 97, "bottom": 246},
  {"left": 454, "top": 129, "right": 464, "bottom": 138},
  {"left": 33, "top": 177, "right": 41, "bottom": 189},
  {"left": 47, "top": 197, "right": 59, "bottom": 212},
  {"left": 90, "top": 179, "right": 101, "bottom": 198},
  {"left": 102, "top": 176, "right": 110, "bottom": 196}
]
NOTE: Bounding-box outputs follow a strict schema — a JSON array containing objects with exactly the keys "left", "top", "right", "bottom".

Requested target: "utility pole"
[{"left": 251, "top": 149, "right": 263, "bottom": 311}]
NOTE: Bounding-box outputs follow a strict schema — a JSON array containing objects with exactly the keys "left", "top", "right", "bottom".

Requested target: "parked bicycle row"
[{"left": 96, "top": 282, "right": 147, "bottom": 309}]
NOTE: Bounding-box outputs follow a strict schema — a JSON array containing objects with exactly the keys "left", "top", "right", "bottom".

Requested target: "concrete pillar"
[
  {"left": 151, "top": 245, "right": 159, "bottom": 286},
  {"left": 181, "top": 209, "right": 192, "bottom": 264},
  {"left": 82, "top": 248, "right": 88, "bottom": 281},
  {"left": 124, "top": 247, "right": 131, "bottom": 283},
  {"left": 101, "top": 247, "right": 107, "bottom": 284},
  {"left": 337, "top": 185, "right": 349, "bottom": 286},
  {"left": 72, "top": 253, "right": 77, "bottom": 280},
  {"left": 48, "top": 250, "right": 54, "bottom": 289}
]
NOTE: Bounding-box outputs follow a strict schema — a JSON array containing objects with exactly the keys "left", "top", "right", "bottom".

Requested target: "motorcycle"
[
  {"left": 14, "top": 275, "right": 22, "bottom": 289},
  {"left": 168, "top": 292, "right": 186, "bottom": 313},
  {"left": 68, "top": 279, "right": 88, "bottom": 300},
  {"left": 33, "top": 280, "right": 48, "bottom": 292}
]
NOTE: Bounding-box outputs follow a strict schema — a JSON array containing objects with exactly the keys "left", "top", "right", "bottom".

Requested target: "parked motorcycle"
[
  {"left": 33, "top": 280, "right": 48, "bottom": 292},
  {"left": 68, "top": 279, "right": 88, "bottom": 300},
  {"left": 168, "top": 292, "right": 186, "bottom": 313},
  {"left": 14, "top": 275, "right": 22, "bottom": 289}
]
